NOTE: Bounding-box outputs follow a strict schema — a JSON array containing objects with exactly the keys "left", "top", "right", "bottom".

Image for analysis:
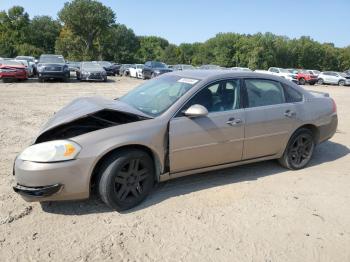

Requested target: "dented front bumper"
[{"left": 13, "top": 157, "right": 93, "bottom": 202}]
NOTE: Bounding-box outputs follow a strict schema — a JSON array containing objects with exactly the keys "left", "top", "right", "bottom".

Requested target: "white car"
[
  {"left": 14, "top": 60, "right": 33, "bottom": 77},
  {"left": 255, "top": 67, "right": 298, "bottom": 83},
  {"left": 129, "top": 64, "right": 144, "bottom": 79},
  {"left": 15, "top": 56, "right": 36, "bottom": 76},
  {"left": 230, "top": 67, "right": 252, "bottom": 72},
  {"left": 317, "top": 71, "right": 350, "bottom": 86},
  {"left": 306, "top": 70, "right": 321, "bottom": 77}
]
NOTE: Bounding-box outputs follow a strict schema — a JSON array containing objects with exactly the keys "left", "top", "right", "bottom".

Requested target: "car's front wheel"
[
  {"left": 98, "top": 149, "right": 155, "bottom": 211},
  {"left": 278, "top": 128, "right": 315, "bottom": 170}
]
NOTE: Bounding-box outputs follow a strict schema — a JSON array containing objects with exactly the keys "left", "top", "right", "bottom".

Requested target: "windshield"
[
  {"left": 98, "top": 61, "right": 112, "bottom": 67},
  {"left": 136, "top": 64, "right": 144, "bottom": 69},
  {"left": 16, "top": 56, "right": 34, "bottom": 62},
  {"left": 119, "top": 75, "right": 199, "bottom": 116},
  {"left": 280, "top": 69, "right": 290, "bottom": 73},
  {"left": 40, "top": 56, "right": 65, "bottom": 63},
  {"left": 82, "top": 62, "right": 103, "bottom": 70},
  {"left": 153, "top": 62, "right": 167, "bottom": 68}
]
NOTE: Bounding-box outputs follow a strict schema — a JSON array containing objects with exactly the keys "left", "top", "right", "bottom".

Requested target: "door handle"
[
  {"left": 226, "top": 117, "right": 242, "bottom": 126},
  {"left": 284, "top": 110, "right": 296, "bottom": 118}
]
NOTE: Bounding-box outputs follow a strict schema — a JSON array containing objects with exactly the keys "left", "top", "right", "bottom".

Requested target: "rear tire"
[
  {"left": 98, "top": 149, "right": 155, "bottom": 211},
  {"left": 278, "top": 128, "right": 315, "bottom": 170}
]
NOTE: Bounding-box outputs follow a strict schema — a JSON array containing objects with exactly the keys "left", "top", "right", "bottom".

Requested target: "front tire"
[
  {"left": 278, "top": 128, "right": 315, "bottom": 170},
  {"left": 298, "top": 78, "right": 306, "bottom": 85},
  {"left": 98, "top": 149, "right": 155, "bottom": 211}
]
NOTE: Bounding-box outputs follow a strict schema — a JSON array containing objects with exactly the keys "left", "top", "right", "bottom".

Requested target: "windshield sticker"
[{"left": 177, "top": 78, "right": 199, "bottom": 85}]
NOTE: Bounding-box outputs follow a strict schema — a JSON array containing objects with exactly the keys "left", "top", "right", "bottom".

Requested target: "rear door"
[
  {"left": 169, "top": 79, "right": 244, "bottom": 173},
  {"left": 242, "top": 79, "right": 301, "bottom": 159}
]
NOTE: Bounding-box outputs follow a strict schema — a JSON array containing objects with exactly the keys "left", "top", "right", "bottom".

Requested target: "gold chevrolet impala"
[{"left": 13, "top": 70, "right": 338, "bottom": 211}]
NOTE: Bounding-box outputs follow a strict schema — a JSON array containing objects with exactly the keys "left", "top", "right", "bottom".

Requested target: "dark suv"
[
  {"left": 142, "top": 61, "right": 172, "bottom": 79},
  {"left": 37, "top": 55, "right": 70, "bottom": 82}
]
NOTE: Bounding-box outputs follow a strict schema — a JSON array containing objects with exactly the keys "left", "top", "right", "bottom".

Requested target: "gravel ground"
[{"left": 0, "top": 77, "right": 349, "bottom": 262}]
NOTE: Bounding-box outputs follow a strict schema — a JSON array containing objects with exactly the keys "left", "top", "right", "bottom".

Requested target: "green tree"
[
  {"left": 0, "top": 6, "right": 30, "bottom": 57},
  {"left": 27, "top": 16, "right": 61, "bottom": 54},
  {"left": 99, "top": 24, "right": 139, "bottom": 63},
  {"left": 136, "top": 36, "right": 169, "bottom": 62},
  {"left": 58, "top": 0, "right": 115, "bottom": 59}
]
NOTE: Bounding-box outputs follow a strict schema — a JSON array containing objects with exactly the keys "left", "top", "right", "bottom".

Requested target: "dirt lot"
[{"left": 0, "top": 77, "right": 349, "bottom": 262}]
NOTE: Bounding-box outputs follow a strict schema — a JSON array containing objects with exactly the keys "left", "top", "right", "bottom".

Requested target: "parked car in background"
[
  {"left": 230, "top": 67, "right": 252, "bottom": 72},
  {"left": 295, "top": 69, "right": 317, "bottom": 85},
  {"left": 307, "top": 70, "right": 321, "bottom": 77},
  {"left": 37, "top": 54, "right": 70, "bottom": 82},
  {"left": 257, "top": 67, "right": 298, "bottom": 83},
  {"left": 142, "top": 61, "right": 172, "bottom": 79},
  {"left": 129, "top": 64, "right": 144, "bottom": 78},
  {"left": 15, "top": 59, "right": 33, "bottom": 77},
  {"left": 317, "top": 71, "right": 350, "bottom": 86},
  {"left": 112, "top": 63, "right": 121, "bottom": 75},
  {"left": 94, "top": 61, "right": 118, "bottom": 76},
  {"left": 344, "top": 69, "right": 350, "bottom": 76},
  {"left": 76, "top": 62, "right": 107, "bottom": 82},
  {"left": 15, "top": 56, "right": 36, "bottom": 76},
  {"left": 67, "top": 61, "right": 81, "bottom": 72},
  {"left": 0, "top": 60, "right": 28, "bottom": 82},
  {"left": 119, "top": 64, "right": 132, "bottom": 76},
  {"left": 173, "top": 64, "right": 195, "bottom": 71},
  {"left": 199, "top": 64, "right": 222, "bottom": 70},
  {"left": 12, "top": 71, "right": 338, "bottom": 211}
]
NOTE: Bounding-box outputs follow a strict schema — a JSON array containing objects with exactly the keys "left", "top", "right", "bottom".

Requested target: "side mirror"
[{"left": 184, "top": 104, "right": 208, "bottom": 118}]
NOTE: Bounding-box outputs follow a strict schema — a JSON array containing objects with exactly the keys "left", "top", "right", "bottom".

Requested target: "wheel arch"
[
  {"left": 293, "top": 124, "right": 320, "bottom": 144},
  {"left": 89, "top": 144, "right": 162, "bottom": 194}
]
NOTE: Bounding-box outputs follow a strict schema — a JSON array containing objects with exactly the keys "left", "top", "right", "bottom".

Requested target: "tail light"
[{"left": 332, "top": 98, "right": 337, "bottom": 113}]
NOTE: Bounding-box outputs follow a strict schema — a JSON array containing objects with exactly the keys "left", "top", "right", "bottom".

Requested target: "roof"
[{"left": 168, "top": 69, "right": 284, "bottom": 82}]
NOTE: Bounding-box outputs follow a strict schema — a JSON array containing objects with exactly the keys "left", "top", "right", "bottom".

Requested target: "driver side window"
[{"left": 178, "top": 79, "right": 240, "bottom": 116}]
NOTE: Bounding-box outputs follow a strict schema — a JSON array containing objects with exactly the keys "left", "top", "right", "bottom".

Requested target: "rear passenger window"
[
  {"left": 244, "top": 79, "right": 285, "bottom": 108},
  {"left": 283, "top": 84, "right": 303, "bottom": 103}
]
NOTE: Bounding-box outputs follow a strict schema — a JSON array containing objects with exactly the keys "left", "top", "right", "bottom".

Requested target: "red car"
[
  {"left": 296, "top": 69, "right": 317, "bottom": 85},
  {"left": 0, "top": 60, "right": 28, "bottom": 82}
]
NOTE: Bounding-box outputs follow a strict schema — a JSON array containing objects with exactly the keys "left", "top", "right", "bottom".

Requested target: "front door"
[
  {"left": 242, "top": 78, "right": 299, "bottom": 159},
  {"left": 169, "top": 79, "right": 245, "bottom": 173}
]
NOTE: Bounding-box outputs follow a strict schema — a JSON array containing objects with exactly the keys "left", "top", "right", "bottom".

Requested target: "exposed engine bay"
[{"left": 35, "top": 109, "right": 148, "bottom": 143}]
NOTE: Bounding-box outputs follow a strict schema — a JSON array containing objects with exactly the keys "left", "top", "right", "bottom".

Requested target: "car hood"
[{"left": 39, "top": 96, "right": 151, "bottom": 136}]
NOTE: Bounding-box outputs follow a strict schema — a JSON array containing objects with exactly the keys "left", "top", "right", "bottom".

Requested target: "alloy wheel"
[
  {"left": 114, "top": 158, "right": 149, "bottom": 201},
  {"left": 287, "top": 135, "right": 313, "bottom": 168}
]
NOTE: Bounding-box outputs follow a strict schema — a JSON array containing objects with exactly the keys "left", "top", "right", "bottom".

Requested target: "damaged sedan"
[{"left": 13, "top": 71, "right": 338, "bottom": 211}]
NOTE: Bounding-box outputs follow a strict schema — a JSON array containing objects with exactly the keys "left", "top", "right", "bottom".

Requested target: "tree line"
[{"left": 1, "top": 0, "right": 349, "bottom": 71}]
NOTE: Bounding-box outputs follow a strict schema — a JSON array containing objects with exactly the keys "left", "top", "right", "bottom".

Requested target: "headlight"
[
  {"left": 18, "top": 140, "right": 81, "bottom": 162},
  {"left": 37, "top": 65, "right": 45, "bottom": 72},
  {"left": 154, "top": 70, "right": 160, "bottom": 74}
]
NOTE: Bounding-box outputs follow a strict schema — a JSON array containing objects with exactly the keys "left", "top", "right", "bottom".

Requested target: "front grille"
[
  {"left": 45, "top": 66, "right": 62, "bottom": 72},
  {"left": 89, "top": 73, "right": 102, "bottom": 79}
]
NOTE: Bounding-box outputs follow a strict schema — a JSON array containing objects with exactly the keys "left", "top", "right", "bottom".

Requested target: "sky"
[{"left": 1, "top": 0, "right": 349, "bottom": 47}]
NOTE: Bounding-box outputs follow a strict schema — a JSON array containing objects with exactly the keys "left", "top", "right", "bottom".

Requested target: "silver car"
[
  {"left": 317, "top": 71, "right": 350, "bottom": 86},
  {"left": 13, "top": 71, "right": 338, "bottom": 211}
]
